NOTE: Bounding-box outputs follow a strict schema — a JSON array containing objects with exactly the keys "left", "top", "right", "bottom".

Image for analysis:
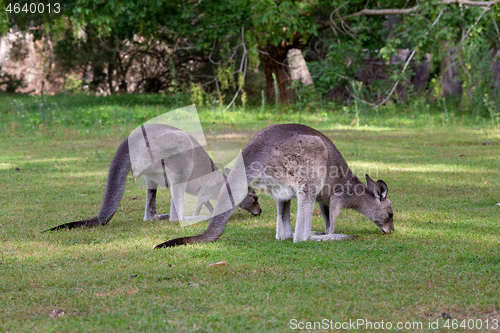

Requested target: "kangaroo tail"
[
  {"left": 44, "top": 216, "right": 101, "bottom": 231},
  {"left": 43, "top": 139, "right": 131, "bottom": 232},
  {"left": 154, "top": 206, "right": 237, "bottom": 248}
]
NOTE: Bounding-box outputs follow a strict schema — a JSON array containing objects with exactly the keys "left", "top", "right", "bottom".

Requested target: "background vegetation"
[{"left": 1, "top": 0, "right": 500, "bottom": 115}]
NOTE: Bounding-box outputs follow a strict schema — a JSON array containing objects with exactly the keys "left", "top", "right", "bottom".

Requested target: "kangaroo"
[
  {"left": 45, "top": 124, "right": 261, "bottom": 231},
  {"left": 155, "top": 123, "right": 393, "bottom": 248}
]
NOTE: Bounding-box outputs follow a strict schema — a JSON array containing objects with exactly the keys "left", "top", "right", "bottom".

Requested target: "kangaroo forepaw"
[{"left": 311, "top": 234, "right": 359, "bottom": 241}]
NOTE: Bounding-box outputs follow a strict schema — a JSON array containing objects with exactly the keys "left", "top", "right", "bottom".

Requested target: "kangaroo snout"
[
  {"left": 380, "top": 219, "right": 395, "bottom": 234},
  {"left": 250, "top": 206, "right": 262, "bottom": 216}
]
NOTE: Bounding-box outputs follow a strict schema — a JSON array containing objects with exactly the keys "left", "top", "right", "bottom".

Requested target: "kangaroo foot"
[
  {"left": 276, "top": 231, "right": 294, "bottom": 241},
  {"left": 145, "top": 213, "right": 170, "bottom": 221},
  {"left": 311, "top": 234, "right": 358, "bottom": 241},
  {"left": 312, "top": 231, "right": 326, "bottom": 236}
]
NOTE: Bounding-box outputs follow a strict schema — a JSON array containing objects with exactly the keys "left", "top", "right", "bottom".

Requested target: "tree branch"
[
  {"left": 492, "top": 11, "right": 500, "bottom": 44},
  {"left": 343, "top": 7, "right": 419, "bottom": 19},
  {"left": 319, "top": 0, "right": 500, "bottom": 30},
  {"left": 461, "top": 3, "right": 492, "bottom": 43},
  {"left": 223, "top": 26, "right": 248, "bottom": 112},
  {"left": 372, "top": 7, "right": 445, "bottom": 109},
  {"left": 438, "top": 0, "right": 500, "bottom": 5}
]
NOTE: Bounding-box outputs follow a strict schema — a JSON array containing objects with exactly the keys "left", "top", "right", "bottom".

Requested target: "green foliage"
[
  {"left": 0, "top": 0, "right": 9, "bottom": 34},
  {"left": 291, "top": 80, "right": 321, "bottom": 121},
  {"left": 484, "top": 93, "right": 500, "bottom": 127},
  {"left": 305, "top": 1, "right": 500, "bottom": 109},
  {"left": 0, "top": 1, "right": 73, "bottom": 45},
  {"left": 190, "top": 82, "right": 204, "bottom": 108},
  {"left": 3, "top": 0, "right": 500, "bottom": 110}
]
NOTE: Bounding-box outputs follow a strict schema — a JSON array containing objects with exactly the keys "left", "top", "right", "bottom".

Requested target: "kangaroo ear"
[
  {"left": 365, "top": 174, "right": 376, "bottom": 191},
  {"left": 375, "top": 180, "right": 388, "bottom": 201},
  {"left": 247, "top": 186, "right": 256, "bottom": 195}
]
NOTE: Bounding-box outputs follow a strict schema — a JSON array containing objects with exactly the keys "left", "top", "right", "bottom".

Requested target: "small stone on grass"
[
  {"left": 49, "top": 309, "right": 65, "bottom": 318},
  {"left": 208, "top": 261, "right": 228, "bottom": 267}
]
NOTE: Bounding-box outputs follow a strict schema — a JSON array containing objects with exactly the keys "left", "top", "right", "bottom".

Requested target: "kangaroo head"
[
  {"left": 223, "top": 168, "right": 262, "bottom": 216},
  {"left": 365, "top": 174, "right": 394, "bottom": 234},
  {"left": 239, "top": 186, "right": 262, "bottom": 216}
]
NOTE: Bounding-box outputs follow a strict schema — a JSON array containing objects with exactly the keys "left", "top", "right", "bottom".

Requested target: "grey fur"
[{"left": 155, "top": 124, "right": 393, "bottom": 248}]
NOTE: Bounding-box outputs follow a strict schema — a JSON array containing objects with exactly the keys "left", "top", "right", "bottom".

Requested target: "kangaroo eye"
[{"left": 389, "top": 213, "right": 393, "bottom": 219}]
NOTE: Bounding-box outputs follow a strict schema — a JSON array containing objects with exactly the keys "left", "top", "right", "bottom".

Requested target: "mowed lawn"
[{"left": 0, "top": 109, "right": 499, "bottom": 332}]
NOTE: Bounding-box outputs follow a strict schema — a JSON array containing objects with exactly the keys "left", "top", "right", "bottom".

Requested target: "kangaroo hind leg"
[{"left": 293, "top": 192, "right": 315, "bottom": 242}]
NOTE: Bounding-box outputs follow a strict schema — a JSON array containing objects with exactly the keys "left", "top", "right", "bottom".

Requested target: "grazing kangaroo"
[
  {"left": 155, "top": 123, "right": 393, "bottom": 248},
  {"left": 45, "top": 124, "right": 261, "bottom": 231}
]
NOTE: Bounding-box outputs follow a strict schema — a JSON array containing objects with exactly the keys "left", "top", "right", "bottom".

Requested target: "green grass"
[{"left": 1, "top": 94, "right": 500, "bottom": 332}]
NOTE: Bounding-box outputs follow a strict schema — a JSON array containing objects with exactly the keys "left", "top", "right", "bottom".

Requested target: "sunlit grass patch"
[{"left": 0, "top": 96, "right": 499, "bottom": 331}]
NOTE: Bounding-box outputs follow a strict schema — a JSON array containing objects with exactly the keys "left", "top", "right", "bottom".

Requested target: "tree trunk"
[
  {"left": 107, "top": 61, "right": 115, "bottom": 94},
  {"left": 411, "top": 54, "right": 431, "bottom": 93},
  {"left": 493, "top": 49, "right": 500, "bottom": 99},
  {"left": 89, "top": 59, "right": 105, "bottom": 92},
  {"left": 258, "top": 32, "right": 311, "bottom": 104},
  {"left": 116, "top": 49, "right": 129, "bottom": 94},
  {"left": 259, "top": 44, "right": 292, "bottom": 103},
  {"left": 440, "top": 42, "right": 462, "bottom": 96},
  {"left": 288, "top": 48, "right": 314, "bottom": 87},
  {"left": 86, "top": 27, "right": 105, "bottom": 93}
]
